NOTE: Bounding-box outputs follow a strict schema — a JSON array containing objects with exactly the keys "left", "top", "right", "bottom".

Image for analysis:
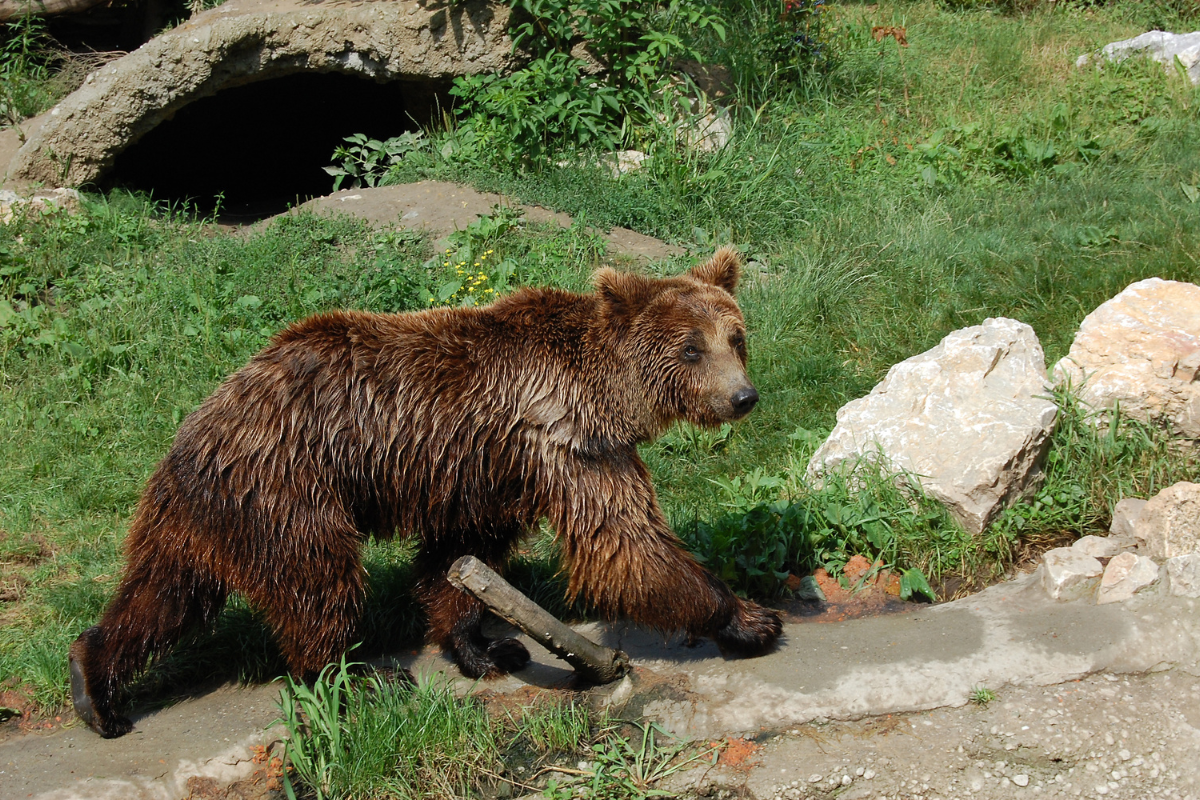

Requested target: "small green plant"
[
  {"left": 0, "top": 11, "right": 55, "bottom": 124},
  {"left": 969, "top": 685, "right": 997, "bottom": 706},
  {"left": 325, "top": 131, "right": 427, "bottom": 190},
  {"left": 709, "top": 466, "right": 785, "bottom": 512},
  {"left": 584, "top": 721, "right": 721, "bottom": 800},
  {"left": 656, "top": 422, "right": 733, "bottom": 458},
  {"left": 420, "top": 206, "right": 522, "bottom": 307}
]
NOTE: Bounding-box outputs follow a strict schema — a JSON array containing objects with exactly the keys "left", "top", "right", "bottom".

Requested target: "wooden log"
[
  {"left": 447, "top": 556, "right": 630, "bottom": 684},
  {"left": 0, "top": 0, "right": 110, "bottom": 23}
]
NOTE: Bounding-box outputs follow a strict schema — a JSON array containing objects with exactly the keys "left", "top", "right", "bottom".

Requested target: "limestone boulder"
[
  {"left": 1040, "top": 547, "right": 1103, "bottom": 601},
  {"left": 807, "top": 318, "right": 1058, "bottom": 534},
  {"left": 1136, "top": 482, "right": 1200, "bottom": 560},
  {"left": 1076, "top": 30, "right": 1200, "bottom": 85},
  {"left": 1052, "top": 278, "right": 1200, "bottom": 442},
  {"left": 1096, "top": 552, "right": 1159, "bottom": 605}
]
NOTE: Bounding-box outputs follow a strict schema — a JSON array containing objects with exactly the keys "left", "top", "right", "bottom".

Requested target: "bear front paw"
[{"left": 714, "top": 601, "right": 783, "bottom": 658}]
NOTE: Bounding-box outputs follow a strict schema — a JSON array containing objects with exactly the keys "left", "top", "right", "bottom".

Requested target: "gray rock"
[
  {"left": 1110, "top": 498, "right": 1148, "bottom": 538},
  {"left": 1166, "top": 554, "right": 1200, "bottom": 598},
  {"left": 6, "top": 0, "right": 518, "bottom": 187},
  {"left": 1040, "top": 547, "right": 1103, "bottom": 601},
  {"left": 1137, "top": 482, "right": 1200, "bottom": 560},
  {"left": 807, "top": 318, "right": 1057, "bottom": 534},
  {"left": 1076, "top": 30, "right": 1200, "bottom": 85},
  {"left": 1073, "top": 535, "right": 1124, "bottom": 559},
  {"left": 1096, "top": 552, "right": 1159, "bottom": 605},
  {"left": 1052, "top": 278, "right": 1200, "bottom": 442}
]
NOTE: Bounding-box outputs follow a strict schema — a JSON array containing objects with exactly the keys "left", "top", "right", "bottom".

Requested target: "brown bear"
[{"left": 68, "top": 246, "right": 783, "bottom": 738}]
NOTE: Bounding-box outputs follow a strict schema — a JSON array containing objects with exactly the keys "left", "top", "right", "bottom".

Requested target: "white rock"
[
  {"left": 808, "top": 318, "right": 1057, "bottom": 534},
  {"left": 0, "top": 187, "right": 82, "bottom": 225},
  {"left": 1110, "top": 498, "right": 1148, "bottom": 538},
  {"left": 1053, "top": 278, "right": 1200, "bottom": 442},
  {"left": 606, "top": 150, "right": 648, "bottom": 177},
  {"left": 1137, "top": 482, "right": 1200, "bottom": 559},
  {"left": 1013, "top": 774, "right": 1030, "bottom": 787},
  {"left": 1073, "top": 535, "right": 1123, "bottom": 559},
  {"left": 688, "top": 108, "right": 732, "bottom": 153},
  {"left": 1041, "top": 547, "right": 1103, "bottom": 601},
  {"left": 1166, "top": 554, "right": 1200, "bottom": 598},
  {"left": 1096, "top": 552, "right": 1160, "bottom": 604},
  {"left": 1077, "top": 30, "right": 1200, "bottom": 85}
]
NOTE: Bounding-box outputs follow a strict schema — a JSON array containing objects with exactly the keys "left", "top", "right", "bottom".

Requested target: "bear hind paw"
[
  {"left": 714, "top": 602, "right": 783, "bottom": 659},
  {"left": 453, "top": 637, "right": 531, "bottom": 679},
  {"left": 486, "top": 638, "right": 531, "bottom": 674}
]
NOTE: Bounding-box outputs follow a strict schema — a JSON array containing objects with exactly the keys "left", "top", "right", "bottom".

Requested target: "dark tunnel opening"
[{"left": 107, "top": 71, "right": 452, "bottom": 221}]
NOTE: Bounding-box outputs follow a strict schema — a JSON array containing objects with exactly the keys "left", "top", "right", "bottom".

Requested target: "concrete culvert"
[
  {"left": 4, "top": 0, "right": 518, "bottom": 201},
  {"left": 108, "top": 72, "right": 449, "bottom": 219}
]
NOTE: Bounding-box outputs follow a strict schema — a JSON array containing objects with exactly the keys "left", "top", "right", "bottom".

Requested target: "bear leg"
[
  {"left": 70, "top": 563, "right": 227, "bottom": 738},
  {"left": 416, "top": 537, "right": 530, "bottom": 679},
  {"left": 259, "top": 539, "right": 366, "bottom": 681},
  {"left": 423, "top": 580, "right": 531, "bottom": 678}
]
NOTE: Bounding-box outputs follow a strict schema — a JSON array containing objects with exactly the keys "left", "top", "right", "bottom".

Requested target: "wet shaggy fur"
[{"left": 69, "top": 247, "right": 783, "bottom": 737}]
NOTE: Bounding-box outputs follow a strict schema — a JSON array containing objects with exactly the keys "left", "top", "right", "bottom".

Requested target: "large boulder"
[
  {"left": 1053, "top": 278, "right": 1200, "bottom": 442},
  {"left": 4, "top": 0, "right": 518, "bottom": 187},
  {"left": 1076, "top": 30, "right": 1200, "bottom": 86},
  {"left": 807, "top": 318, "right": 1058, "bottom": 534}
]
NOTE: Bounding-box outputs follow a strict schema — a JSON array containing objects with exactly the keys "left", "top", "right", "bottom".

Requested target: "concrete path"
[{"left": 4, "top": 571, "right": 1198, "bottom": 800}]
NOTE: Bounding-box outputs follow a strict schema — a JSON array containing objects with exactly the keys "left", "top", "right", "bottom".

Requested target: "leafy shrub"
[
  {"left": 447, "top": 0, "right": 728, "bottom": 164},
  {"left": 682, "top": 460, "right": 951, "bottom": 601},
  {"left": 761, "top": 0, "right": 829, "bottom": 80},
  {"left": 0, "top": 13, "right": 55, "bottom": 123}
]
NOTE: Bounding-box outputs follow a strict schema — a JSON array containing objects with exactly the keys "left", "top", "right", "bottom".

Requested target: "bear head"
[{"left": 595, "top": 246, "right": 758, "bottom": 432}]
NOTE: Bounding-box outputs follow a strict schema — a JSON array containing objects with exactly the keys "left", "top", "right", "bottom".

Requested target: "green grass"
[
  {"left": 276, "top": 656, "right": 715, "bottom": 800},
  {"left": 3, "top": 0, "right": 1200, "bottom": 719}
]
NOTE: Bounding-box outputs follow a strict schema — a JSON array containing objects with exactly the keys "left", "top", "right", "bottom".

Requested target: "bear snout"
[{"left": 730, "top": 385, "right": 759, "bottom": 417}]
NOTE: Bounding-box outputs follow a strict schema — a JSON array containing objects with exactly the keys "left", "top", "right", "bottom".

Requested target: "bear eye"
[
  {"left": 730, "top": 332, "right": 746, "bottom": 350},
  {"left": 682, "top": 344, "right": 702, "bottom": 362}
]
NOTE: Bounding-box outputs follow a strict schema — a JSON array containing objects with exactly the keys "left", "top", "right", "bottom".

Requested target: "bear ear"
[
  {"left": 689, "top": 246, "right": 742, "bottom": 295},
  {"left": 594, "top": 267, "right": 655, "bottom": 323}
]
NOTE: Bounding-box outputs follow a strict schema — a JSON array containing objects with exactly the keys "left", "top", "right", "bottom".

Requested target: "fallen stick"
[{"left": 447, "top": 556, "right": 630, "bottom": 684}]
